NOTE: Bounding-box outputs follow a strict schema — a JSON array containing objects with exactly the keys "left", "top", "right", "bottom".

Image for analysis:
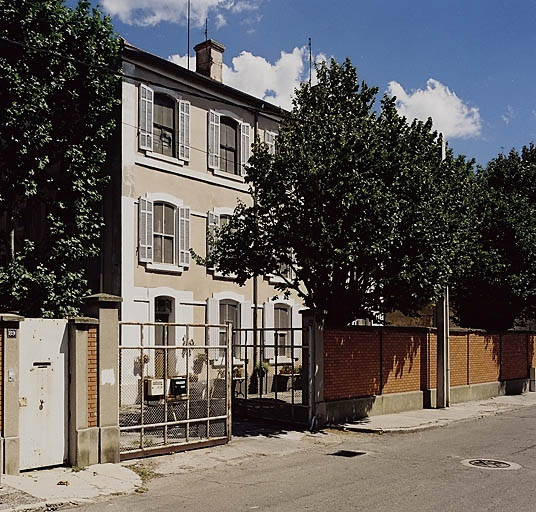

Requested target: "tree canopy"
[
  {"left": 452, "top": 144, "right": 536, "bottom": 330},
  {"left": 0, "top": 0, "right": 121, "bottom": 317},
  {"left": 204, "top": 59, "right": 476, "bottom": 325}
]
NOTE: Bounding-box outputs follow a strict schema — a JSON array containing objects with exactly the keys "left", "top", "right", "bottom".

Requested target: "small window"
[
  {"left": 153, "top": 202, "right": 176, "bottom": 264},
  {"left": 265, "top": 130, "right": 276, "bottom": 155},
  {"left": 220, "top": 300, "right": 240, "bottom": 358},
  {"left": 220, "top": 117, "right": 238, "bottom": 175},
  {"left": 274, "top": 305, "right": 291, "bottom": 358},
  {"left": 153, "top": 94, "right": 176, "bottom": 157}
]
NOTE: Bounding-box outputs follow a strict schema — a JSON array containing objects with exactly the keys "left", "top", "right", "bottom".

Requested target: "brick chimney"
[{"left": 194, "top": 39, "right": 225, "bottom": 82}]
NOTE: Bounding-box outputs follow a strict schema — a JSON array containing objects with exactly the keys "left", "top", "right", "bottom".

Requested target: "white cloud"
[
  {"left": 387, "top": 78, "right": 482, "bottom": 139},
  {"left": 169, "top": 47, "right": 325, "bottom": 110},
  {"left": 501, "top": 105, "right": 515, "bottom": 125},
  {"left": 215, "top": 13, "right": 227, "bottom": 28},
  {"left": 100, "top": 0, "right": 260, "bottom": 27}
]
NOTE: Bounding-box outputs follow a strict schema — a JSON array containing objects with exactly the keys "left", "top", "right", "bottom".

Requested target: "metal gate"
[
  {"left": 232, "top": 327, "right": 309, "bottom": 424},
  {"left": 119, "top": 322, "right": 232, "bottom": 459}
]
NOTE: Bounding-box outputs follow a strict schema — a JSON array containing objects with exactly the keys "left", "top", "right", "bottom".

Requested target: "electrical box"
[
  {"left": 145, "top": 378, "right": 164, "bottom": 397},
  {"left": 170, "top": 377, "right": 187, "bottom": 396}
]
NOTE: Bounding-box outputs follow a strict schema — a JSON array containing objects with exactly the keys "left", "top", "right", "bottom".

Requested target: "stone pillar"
[
  {"left": 300, "top": 310, "right": 325, "bottom": 430},
  {"left": 68, "top": 317, "right": 99, "bottom": 467},
  {"left": 1, "top": 314, "right": 24, "bottom": 475},
  {"left": 84, "top": 294, "right": 122, "bottom": 463}
]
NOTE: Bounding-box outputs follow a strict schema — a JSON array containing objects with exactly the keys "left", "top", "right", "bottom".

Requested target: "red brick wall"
[
  {"left": 88, "top": 327, "right": 98, "bottom": 428},
  {"left": 381, "top": 331, "right": 423, "bottom": 394},
  {"left": 501, "top": 333, "right": 529, "bottom": 380},
  {"left": 324, "top": 330, "right": 381, "bottom": 400},
  {"left": 450, "top": 333, "right": 469, "bottom": 387},
  {"left": 323, "top": 327, "right": 533, "bottom": 401}
]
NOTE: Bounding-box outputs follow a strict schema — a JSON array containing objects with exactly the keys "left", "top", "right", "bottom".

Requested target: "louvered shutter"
[
  {"left": 206, "top": 298, "right": 220, "bottom": 360},
  {"left": 240, "top": 123, "right": 251, "bottom": 174},
  {"left": 138, "top": 198, "right": 153, "bottom": 263},
  {"left": 178, "top": 206, "right": 191, "bottom": 267},
  {"left": 263, "top": 302, "right": 275, "bottom": 360},
  {"left": 240, "top": 301, "right": 253, "bottom": 361},
  {"left": 208, "top": 111, "right": 220, "bottom": 170},
  {"left": 139, "top": 85, "right": 154, "bottom": 151},
  {"left": 179, "top": 100, "right": 191, "bottom": 161},
  {"left": 207, "top": 212, "right": 219, "bottom": 270}
]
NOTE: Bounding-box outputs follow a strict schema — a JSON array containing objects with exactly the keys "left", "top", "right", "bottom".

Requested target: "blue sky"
[{"left": 70, "top": 0, "right": 536, "bottom": 166}]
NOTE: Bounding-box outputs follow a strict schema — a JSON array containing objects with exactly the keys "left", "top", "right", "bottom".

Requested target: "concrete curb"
[{"left": 7, "top": 498, "right": 93, "bottom": 512}]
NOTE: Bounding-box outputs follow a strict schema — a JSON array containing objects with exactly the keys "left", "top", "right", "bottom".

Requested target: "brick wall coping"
[
  {"left": 0, "top": 314, "right": 24, "bottom": 322},
  {"left": 68, "top": 316, "right": 99, "bottom": 325},
  {"left": 324, "top": 324, "right": 536, "bottom": 335}
]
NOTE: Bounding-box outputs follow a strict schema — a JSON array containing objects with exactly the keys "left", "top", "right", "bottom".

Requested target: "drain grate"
[
  {"left": 469, "top": 459, "right": 511, "bottom": 469},
  {"left": 461, "top": 458, "right": 521, "bottom": 470},
  {"left": 330, "top": 450, "right": 366, "bottom": 458}
]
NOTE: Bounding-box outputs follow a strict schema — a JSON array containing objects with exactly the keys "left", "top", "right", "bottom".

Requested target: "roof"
[{"left": 121, "top": 39, "right": 286, "bottom": 117}]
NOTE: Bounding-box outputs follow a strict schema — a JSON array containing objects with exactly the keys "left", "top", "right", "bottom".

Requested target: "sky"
[{"left": 69, "top": 0, "right": 536, "bottom": 166}]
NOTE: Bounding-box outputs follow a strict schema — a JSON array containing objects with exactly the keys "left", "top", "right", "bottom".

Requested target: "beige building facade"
[{"left": 100, "top": 39, "right": 303, "bottom": 357}]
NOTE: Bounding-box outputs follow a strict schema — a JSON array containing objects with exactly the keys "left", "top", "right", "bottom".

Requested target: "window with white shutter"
[
  {"left": 265, "top": 130, "right": 276, "bottom": 155},
  {"left": 208, "top": 110, "right": 220, "bottom": 170},
  {"left": 138, "top": 197, "right": 153, "bottom": 263},
  {"left": 240, "top": 122, "right": 251, "bottom": 174},
  {"left": 206, "top": 211, "right": 220, "bottom": 269},
  {"left": 139, "top": 85, "right": 154, "bottom": 151},
  {"left": 179, "top": 100, "right": 191, "bottom": 161},
  {"left": 178, "top": 206, "right": 191, "bottom": 267}
]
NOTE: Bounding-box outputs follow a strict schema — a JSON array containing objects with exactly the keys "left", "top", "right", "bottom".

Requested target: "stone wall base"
[
  {"left": 3, "top": 436, "right": 20, "bottom": 475},
  {"left": 318, "top": 378, "right": 529, "bottom": 426}
]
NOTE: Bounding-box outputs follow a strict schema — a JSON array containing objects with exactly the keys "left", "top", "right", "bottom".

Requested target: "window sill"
[
  {"left": 145, "top": 262, "right": 185, "bottom": 274},
  {"left": 213, "top": 270, "right": 238, "bottom": 281},
  {"left": 212, "top": 169, "right": 245, "bottom": 183},
  {"left": 145, "top": 151, "right": 186, "bottom": 166}
]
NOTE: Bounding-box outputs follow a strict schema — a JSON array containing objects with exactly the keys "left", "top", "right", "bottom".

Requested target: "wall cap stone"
[
  {"left": 68, "top": 316, "right": 99, "bottom": 325},
  {"left": 84, "top": 293, "right": 123, "bottom": 303},
  {"left": 0, "top": 314, "right": 24, "bottom": 322}
]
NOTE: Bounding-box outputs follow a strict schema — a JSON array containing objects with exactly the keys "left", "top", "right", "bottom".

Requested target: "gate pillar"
[
  {"left": 68, "top": 317, "right": 99, "bottom": 467},
  {"left": 1, "top": 314, "right": 24, "bottom": 475},
  {"left": 84, "top": 294, "right": 122, "bottom": 463}
]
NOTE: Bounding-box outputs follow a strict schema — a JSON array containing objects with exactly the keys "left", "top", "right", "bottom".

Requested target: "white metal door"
[{"left": 19, "top": 319, "right": 69, "bottom": 470}]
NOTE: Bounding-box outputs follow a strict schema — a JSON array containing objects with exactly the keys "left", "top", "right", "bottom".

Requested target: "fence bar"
[
  {"left": 163, "top": 325, "right": 168, "bottom": 445},
  {"left": 291, "top": 327, "right": 295, "bottom": 416},
  {"left": 140, "top": 324, "right": 145, "bottom": 449},
  {"left": 186, "top": 325, "right": 190, "bottom": 443},
  {"left": 206, "top": 341, "right": 210, "bottom": 439},
  {"left": 226, "top": 322, "right": 232, "bottom": 442},
  {"left": 120, "top": 415, "right": 228, "bottom": 431},
  {"left": 274, "top": 331, "right": 278, "bottom": 401}
]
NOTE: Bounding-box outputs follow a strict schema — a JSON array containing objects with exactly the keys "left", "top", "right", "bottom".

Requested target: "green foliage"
[
  {"left": 452, "top": 144, "right": 536, "bottom": 330},
  {"left": 0, "top": 0, "right": 121, "bottom": 317},
  {"left": 203, "top": 59, "right": 476, "bottom": 325}
]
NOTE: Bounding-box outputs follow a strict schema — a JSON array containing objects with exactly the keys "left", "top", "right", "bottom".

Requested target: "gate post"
[
  {"left": 1, "top": 314, "right": 24, "bottom": 475},
  {"left": 300, "top": 310, "right": 325, "bottom": 430},
  {"left": 84, "top": 294, "right": 122, "bottom": 463},
  {"left": 68, "top": 317, "right": 99, "bottom": 467}
]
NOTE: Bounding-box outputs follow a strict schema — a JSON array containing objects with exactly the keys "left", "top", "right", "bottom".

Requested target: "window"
[
  {"left": 208, "top": 110, "right": 250, "bottom": 175},
  {"left": 138, "top": 197, "right": 190, "bottom": 269},
  {"left": 138, "top": 84, "right": 190, "bottom": 161},
  {"left": 207, "top": 210, "right": 236, "bottom": 278},
  {"left": 265, "top": 130, "right": 276, "bottom": 155},
  {"left": 274, "top": 305, "right": 291, "bottom": 358},
  {"left": 219, "top": 300, "right": 240, "bottom": 358}
]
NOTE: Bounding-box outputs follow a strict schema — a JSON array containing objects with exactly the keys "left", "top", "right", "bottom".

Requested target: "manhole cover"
[
  {"left": 461, "top": 459, "right": 521, "bottom": 470},
  {"left": 330, "top": 450, "right": 366, "bottom": 458}
]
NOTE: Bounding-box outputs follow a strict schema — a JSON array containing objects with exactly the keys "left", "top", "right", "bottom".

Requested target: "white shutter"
[
  {"left": 208, "top": 111, "right": 220, "bottom": 170},
  {"left": 179, "top": 206, "right": 191, "bottom": 268},
  {"left": 179, "top": 100, "right": 191, "bottom": 161},
  {"left": 263, "top": 302, "right": 275, "bottom": 360},
  {"left": 265, "top": 130, "right": 276, "bottom": 155},
  {"left": 206, "top": 298, "right": 220, "bottom": 360},
  {"left": 138, "top": 197, "right": 153, "bottom": 263},
  {"left": 207, "top": 212, "right": 219, "bottom": 270},
  {"left": 291, "top": 306, "right": 302, "bottom": 359},
  {"left": 240, "top": 301, "right": 253, "bottom": 361},
  {"left": 139, "top": 84, "right": 153, "bottom": 151},
  {"left": 240, "top": 122, "right": 251, "bottom": 174}
]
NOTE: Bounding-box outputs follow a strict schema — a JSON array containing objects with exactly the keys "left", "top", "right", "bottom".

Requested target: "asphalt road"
[{"left": 71, "top": 406, "right": 536, "bottom": 512}]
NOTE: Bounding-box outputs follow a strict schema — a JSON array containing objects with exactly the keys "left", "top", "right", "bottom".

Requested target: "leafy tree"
[
  {"left": 452, "top": 144, "right": 536, "bottom": 330},
  {"left": 203, "top": 59, "right": 475, "bottom": 325},
  {"left": 0, "top": 0, "right": 121, "bottom": 317}
]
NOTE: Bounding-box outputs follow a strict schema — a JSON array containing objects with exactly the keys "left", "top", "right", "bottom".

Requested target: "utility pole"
[{"left": 436, "top": 137, "right": 450, "bottom": 408}]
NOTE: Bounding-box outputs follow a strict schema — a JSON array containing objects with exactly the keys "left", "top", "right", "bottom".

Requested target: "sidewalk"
[
  {"left": 2, "top": 393, "right": 536, "bottom": 511},
  {"left": 341, "top": 392, "right": 536, "bottom": 433}
]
